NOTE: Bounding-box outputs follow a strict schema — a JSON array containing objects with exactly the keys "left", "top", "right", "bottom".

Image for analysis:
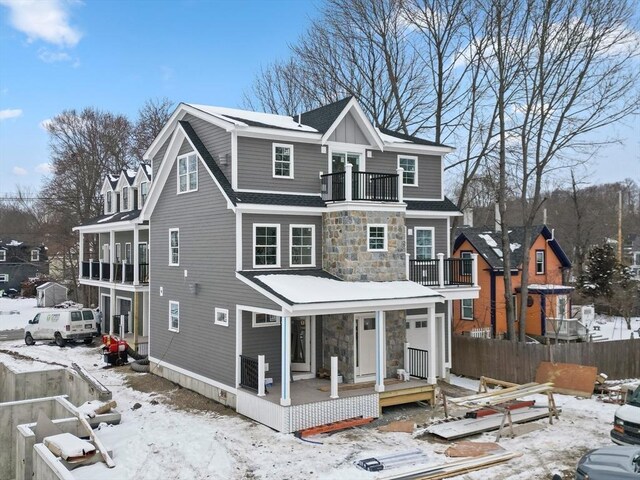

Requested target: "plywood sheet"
[
  {"left": 378, "top": 421, "right": 415, "bottom": 433},
  {"left": 535, "top": 362, "right": 597, "bottom": 397},
  {"left": 445, "top": 441, "right": 505, "bottom": 457}
]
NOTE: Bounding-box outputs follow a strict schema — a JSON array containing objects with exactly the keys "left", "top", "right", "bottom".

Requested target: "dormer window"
[
  {"left": 178, "top": 153, "right": 198, "bottom": 193},
  {"left": 140, "top": 182, "right": 149, "bottom": 208},
  {"left": 122, "top": 187, "right": 130, "bottom": 211},
  {"left": 31, "top": 249, "right": 39, "bottom": 262},
  {"left": 105, "top": 191, "right": 113, "bottom": 214}
]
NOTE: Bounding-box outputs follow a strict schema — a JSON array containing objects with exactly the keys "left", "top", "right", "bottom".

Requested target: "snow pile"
[
  {"left": 0, "top": 297, "right": 38, "bottom": 330},
  {"left": 44, "top": 433, "right": 95, "bottom": 459}
]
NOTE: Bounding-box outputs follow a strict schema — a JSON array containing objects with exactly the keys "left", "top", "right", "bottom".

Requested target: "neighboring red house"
[{"left": 452, "top": 225, "right": 572, "bottom": 339}]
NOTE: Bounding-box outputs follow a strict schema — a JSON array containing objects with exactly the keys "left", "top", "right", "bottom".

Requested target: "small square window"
[
  {"left": 368, "top": 225, "right": 387, "bottom": 251},
  {"left": 31, "top": 250, "right": 39, "bottom": 262},
  {"left": 215, "top": 308, "right": 229, "bottom": 327},
  {"left": 0, "top": 250, "right": 5, "bottom": 262},
  {"left": 0, "top": 274, "right": 8, "bottom": 283},
  {"left": 252, "top": 313, "right": 280, "bottom": 327}
]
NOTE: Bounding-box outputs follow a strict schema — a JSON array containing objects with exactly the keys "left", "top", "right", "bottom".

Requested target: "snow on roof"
[
  {"left": 528, "top": 284, "right": 574, "bottom": 291},
  {"left": 97, "top": 214, "right": 117, "bottom": 223},
  {"left": 478, "top": 234, "right": 498, "bottom": 248},
  {"left": 8, "top": 240, "right": 23, "bottom": 246},
  {"left": 187, "top": 104, "right": 320, "bottom": 133},
  {"left": 375, "top": 127, "right": 411, "bottom": 144},
  {"left": 125, "top": 168, "right": 136, "bottom": 178},
  {"left": 510, "top": 243, "right": 521, "bottom": 251},
  {"left": 254, "top": 274, "right": 441, "bottom": 304},
  {"left": 143, "top": 164, "right": 152, "bottom": 177}
]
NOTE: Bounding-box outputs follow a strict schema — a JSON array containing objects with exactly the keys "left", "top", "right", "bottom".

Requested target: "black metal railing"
[
  {"left": 91, "top": 261, "right": 100, "bottom": 280},
  {"left": 124, "top": 263, "right": 134, "bottom": 283},
  {"left": 239, "top": 355, "right": 259, "bottom": 392},
  {"left": 407, "top": 347, "right": 429, "bottom": 380},
  {"left": 444, "top": 258, "right": 473, "bottom": 285},
  {"left": 81, "top": 261, "right": 90, "bottom": 278},
  {"left": 321, "top": 171, "right": 399, "bottom": 202},
  {"left": 139, "top": 263, "right": 149, "bottom": 283},
  {"left": 101, "top": 262, "right": 110, "bottom": 281},
  {"left": 113, "top": 263, "right": 123, "bottom": 282},
  {"left": 409, "top": 259, "right": 440, "bottom": 286}
]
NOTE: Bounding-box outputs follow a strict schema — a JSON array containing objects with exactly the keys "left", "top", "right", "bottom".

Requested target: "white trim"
[
  {"left": 176, "top": 152, "right": 199, "bottom": 194},
  {"left": 138, "top": 181, "right": 150, "bottom": 210},
  {"left": 325, "top": 202, "right": 406, "bottom": 213},
  {"left": 115, "top": 295, "right": 133, "bottom": 332},
  {"left": 382, "top": 143, "right": 454, "bottom": 155},
  {"left": 100, "top": 176, "right": 114, "bottom": 195},
  {"left": 447, "top": 216, "right": 451, "bottom": 257},
  {"left": 440, "top": 155, "right": 445, "bottom": 200},
  {"left": 236, "top": 204, "right": 324, "bottom": 215},
  {"left": 252, "top": 223, "right": 281, "bottom": 269},
  {"left": 169, "top": 300, "right": 180, "bottom": 332},
  {"left": 327, "top": 145, "right": 366, "bottom": 174},
  {"left": 120, "top": 186, "right": 132, "bottom": 212},
  {"left": 104, "top": 190, "right": 113, "bottom": 215},
  {"left": 321, "top": 98, "right": 384, "bottom": 151},
  {"left": 214, "top": 307, "right": 229, "bottom": 327},
  {"left": 367, "top": 224, "right": 388, "bottom": 252},
  {"left": 231, "top": 130, "right": 238, "bottom": 190},
  {"left": 133, "top": 164, "right": 151, "bottom": 186},
  {"left": 535, "top": 250, "right": 545, "bottom": 274},
  {"left": 0, "top": 273, "right": 8, "bottom": 282},
  {"left": 289, "top": 224, "right": 316, "bottom": 268},
  {"left": 235, "top": 211, "right": 242, "bottom": 271},
  {"left": 272, "top": 143, "right": 294, "bottom": 179},
  {"left": 235, "top": 188, "right": 321, "bottom": 197},
  {"left": 235, "top": 305, "right": 242, "bottom": 387},
  {"left": 235, "top": 273, "right": 289, "bottom": 310},
  {"left": 237, "top": 304, "right": 283, "bottom": 317},
  {"left": 115, "top": 170, "right": 133, "bottom": 192},
  {"left": 252, "top": 312, "right": 281, "bottom": 328},
  {"left": 236, "top": 127, "right": 320, "bottom": 143},
  {"left": 149, "top": 355, "right": 237, "bottom": 395},
  {"left": 115, "top": 243, "right": 122, "bottom": 263},
  {"left": 169, "top": 228, "right": 179, "bottom": 266},
  {"left": 31, "top": 249, "right": 40, "bottom": 262},
  {"left": 397, "top": 154, "right": 418, "bottom": 186},
  {"left": 73, "top": 222, "right": 150, "bottom": 234},
  {"left": 0, "top": 250, "right": 6, "bottom": 262},
  {"left": 414, "top": 227, "right": 435, "bottom": 260},
  {"left": 124, "top": 242, "right": 132, "bottom": 264},
  {"left": 461, "top": 298, "right": 474, "bottom": 320},
  {"left": 405, "top": 210, "right": 463, "bottom": 218}
]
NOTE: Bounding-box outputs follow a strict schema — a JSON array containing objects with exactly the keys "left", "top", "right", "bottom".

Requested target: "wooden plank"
[
  {"left": 76, "top": 412, "right": 115, "bottom": 468},
  {"left": 299, "top": 417, "right": 373, "bottom": 437},
  {"left": 426, "top": 407, "right": 550, "bottom": 440},
  {"left": 379, "top": 391, "right": 434, "bottom": 408},
  {"left": 535, "top": 362, "right": 597, "bottom": 397}
]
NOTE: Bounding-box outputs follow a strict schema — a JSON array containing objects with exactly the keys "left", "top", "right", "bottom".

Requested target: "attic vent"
[{"left": 219, "top": 154, "right": 230, "bottom": 166}]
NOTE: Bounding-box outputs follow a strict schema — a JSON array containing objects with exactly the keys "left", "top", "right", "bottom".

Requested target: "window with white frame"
[
  {"left": 214, "top": 308, "right": 229, "bottom": 327},
  {"left": 0, "top": 274, "right": 8, "bottom": 282},
  {"left": 461, "top": 299, "right": 473, "bottom": 320},
  {"left": 398, "top": 155, "right": 418, "bottom": 186},
  {"left": 105, "top": 191, "right": 113, "bottom": 214},
  {"left": 115, "top": 243, "right": 122, "bottom": 263},
  {"left": 415, "top": 227, "right": 434, "bottom": 260},
  {"left": 290, "top": 225, "right": 314, "bottom": 267},
  {"left": 178, "top": 153, "right": 198, "bottom": 193},
  {"left": 273, "top": 144, "right": 293, "bottom": 178},
  {"left": 169, "top": 229, "right": 179, "bottom": 266},
  {"left": 461, "top": 250, "right": 473, "bottom": 275},
  {"left": 169, "top": 301, "right": 179, "bottom": 332},
  {"left": 535, "top": 250, "right": 545, "bottom": 274},
  {"left": 122, "top": 187, "right": 130, "bottom": 211},
  {"left": 254, "top": 224, "right": 280, "bottom": 267},
  {"left": 367, "top": 224, "right": 387, "bottom": 251},
  {"left": 252, "top": 312, "right": 280, "bottom": 327},
  {"left": 139, "top": 181, "right": 149, "bottom": 207},
  {"left": 125, "top": 243, "right": 132, "bottom": 263},
  {"left": 31, "top": 249, "right": 39, "bottom": 262},
  {"left": 0, "top": 250, "right": 6, "bottom": 261}
]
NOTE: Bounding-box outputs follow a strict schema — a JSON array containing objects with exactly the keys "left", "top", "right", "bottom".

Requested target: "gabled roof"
[
  {"left": 377, "top": 127, "right": 452, "bottom": 149},
  {"left": 76, "top": 209, "right": 145, "bottom": 228},
  {"left": 100, "top": 175, "right": 118, "bottom": 194},
  {"left": 453, "top": 225, "right": 572, "bottom": 270},
  {"left": 133, "top": 163, "right": 152, "bottom": 186},
  {"left": 299, "top": 97, "right": 353, "bottom": 133}
]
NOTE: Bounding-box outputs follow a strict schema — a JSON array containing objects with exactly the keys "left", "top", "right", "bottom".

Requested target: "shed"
[{"left": 36, "top": 282, "right": 68, "bottom": 307}]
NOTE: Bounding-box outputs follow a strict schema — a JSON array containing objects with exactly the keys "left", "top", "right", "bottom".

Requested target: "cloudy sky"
[{"left": 0, "top": 0, "right": 638, "bottom": 197}]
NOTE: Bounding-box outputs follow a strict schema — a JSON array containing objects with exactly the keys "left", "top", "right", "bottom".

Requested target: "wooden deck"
[{"left": 379, "top": 383, "right": 436, "bottom": 412}]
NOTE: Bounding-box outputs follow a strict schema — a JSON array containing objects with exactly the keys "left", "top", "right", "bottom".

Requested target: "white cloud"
[
  {"left": 12, "top": 166, "right": 27, "bottom": 175},
  {"left": 0, "top": 108, "right": 22, "bottom": 121},
  {"left": 38, "top": 48, "right": 71, "bottom": 63},
  {"left": 0, "top": 0, "right": 82, "bottom": 47},
  {"left": 35, "top": 163, "right": 53, "bottom": 174}
]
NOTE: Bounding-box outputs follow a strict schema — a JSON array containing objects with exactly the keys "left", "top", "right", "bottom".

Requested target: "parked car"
[
  {"left": 24, "top": 309, "right": 97, "bottom": 347},
  {"left": 2, "top": 288, "right": 19, "bottom": 298},
  {"left": 613, "top": 385, "right": 640, "bottom": 446},
  {"left": 568, "top": 446, "right": 640, "bottom": 479}
]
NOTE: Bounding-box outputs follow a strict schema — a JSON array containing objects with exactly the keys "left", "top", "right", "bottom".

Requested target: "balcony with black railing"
[
  {"left": 321, "top": 163, "right": 402, "bottom": 203},
  {"left": 409, "top": 255, "right": 477, "bottom": 288}
]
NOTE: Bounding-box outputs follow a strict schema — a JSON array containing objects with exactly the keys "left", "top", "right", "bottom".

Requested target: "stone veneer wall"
[{"left": 322, "top": 210, "right": 407, "bottom": 282}]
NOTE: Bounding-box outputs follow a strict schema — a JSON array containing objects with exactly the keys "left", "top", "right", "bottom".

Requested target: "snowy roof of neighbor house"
[
  {"left": 453, "top": 225, "right": 571, "bottom": 271},
  {"left": 75, "top": 210, "right": 147, "bottom": 228},
  {"left": 238, "top": 269, "right": 444, "bottom": 315},
  {"left": 518, "top": 284, "right": 574, "bottom": 294},
  {"left": 36, "top": 281, "right": 68, "bottom": 292}
]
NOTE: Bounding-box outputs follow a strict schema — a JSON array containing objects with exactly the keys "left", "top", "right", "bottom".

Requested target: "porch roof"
[
  {"left": 517, "top": 284, "right": 574, "bottom": 294},
  {"left": 237, "top": 269, "right": 444, "bottom": 315}
]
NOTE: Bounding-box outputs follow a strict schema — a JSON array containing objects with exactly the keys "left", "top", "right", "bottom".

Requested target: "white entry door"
[
  {"left": 406, "top": 315, "right": 429, "bottom": 350},
  {"left": 291, "top": 316, "right": 311, "bottom": 372},
  {"left": 355, "top": 313, "right": 377, "bottom": 378}
]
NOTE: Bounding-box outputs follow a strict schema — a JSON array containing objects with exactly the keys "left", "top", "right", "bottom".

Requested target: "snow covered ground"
[
  {"left": 586, "top": 314, "right": 640, "bottom": 341},
  {"left": 0, "top": 297, "right": 39, "bottom": 330}
]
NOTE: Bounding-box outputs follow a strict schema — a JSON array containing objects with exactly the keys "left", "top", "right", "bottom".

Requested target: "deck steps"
[{"left": 379, "top": 384, "right": 436, "bottom": 411}]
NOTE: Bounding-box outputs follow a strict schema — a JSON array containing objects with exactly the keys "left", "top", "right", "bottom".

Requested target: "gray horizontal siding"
[
  {"left": 327, "top": 111, "right": 368, "bottom": 144},
  {"left": 242, "top": 213, "right": 322, "bottom": 270},
  {"left": 405, "top": 218, "right": 448, "bottom": 258},
  {"left": 149, "top": 154, "right": 279, "bottom": 389},
  {"left": 182, "top": 113, "right": 232, "bottom": 181},
  {"left": 368, "top": 151, "right": 442, "bottom": 199},
  {"left": 237, "top": 137, "right": 326, "bottom": 193},
  {"left": 241, "top": 311, "right": 282, "bottom": 383},
  {"left": 152, "top": 137, "right": 171, "bottom": 179},
  {"left": 178, "top": 138, "right": 193, "bottom": 156}
]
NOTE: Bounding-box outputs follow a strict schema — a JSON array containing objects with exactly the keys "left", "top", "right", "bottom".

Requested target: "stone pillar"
[{"left": 322, "top": 313, "right": 355, "bottom": 383}]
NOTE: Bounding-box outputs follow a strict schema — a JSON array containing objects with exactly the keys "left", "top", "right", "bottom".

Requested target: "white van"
[
  {"left": 612, "top": 384, "right": 640, "bottom": 446},
  {"left": 25, "top": 309, "right": 97, "bottom": 347}
]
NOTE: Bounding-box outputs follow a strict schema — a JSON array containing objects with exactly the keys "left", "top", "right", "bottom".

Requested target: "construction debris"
[
  {"left": 444, "top": 441, "right": 505, "bottom": 458},
  {"left": 43, "top": 433, "right": 95, "bottom": 461},
  {"left": 535, "top": 362, "right": 597, "bottom": 397},
  {"left": 76, "top": 410, "right": 115, "bottom": 468},
  {"left": 298, "top": 416, "right": 373, "bottom": 437},
  {"left": 378, "top": 421, "right": 415, "bottom": 433},
  {"left": 356, "top": 449, "right": 429, "bottom": 472}
]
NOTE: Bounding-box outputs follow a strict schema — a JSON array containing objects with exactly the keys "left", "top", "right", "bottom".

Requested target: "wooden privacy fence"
[{"left": 452, "top": 336, "right": 640, "bottom": 383}]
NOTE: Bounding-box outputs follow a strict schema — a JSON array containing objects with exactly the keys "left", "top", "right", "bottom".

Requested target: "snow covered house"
[
  {"left": 0, "top": 239, "right": 48, "bottom": 291},
  {"left": 136, "top": 97, "right": 479, "bottom": 433},
  {"left": 73, "top": 164, "right": 152, "bottom": 342},
  {"left": 452, "top": 225, "right": 575, "bottom": 340}
]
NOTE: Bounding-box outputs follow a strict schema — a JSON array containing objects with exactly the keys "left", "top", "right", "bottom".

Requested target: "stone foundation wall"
[{"left": 322, "top": 210, "right": 406, "bottom": 281}]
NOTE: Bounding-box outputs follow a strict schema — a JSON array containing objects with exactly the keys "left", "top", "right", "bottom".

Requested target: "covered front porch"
[{"left": 235, "top": 270, "right": 445, "bottom": 433}]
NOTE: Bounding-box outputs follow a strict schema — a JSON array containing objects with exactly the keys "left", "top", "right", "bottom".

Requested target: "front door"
[
  {"left": 331, "top": 152, "right": 362, "bottom": 172},
  {"left": 138, "top": 243, "right": 148, "bottom": 282},
  {"left": 355, "top": 313, "right": 376, "bottom": 378},
  {"left": 291, "top": 316, "right": 311, "bottom": 372},
  {"left": 406, "top": 315, "right": 429, "bottom": 351}
]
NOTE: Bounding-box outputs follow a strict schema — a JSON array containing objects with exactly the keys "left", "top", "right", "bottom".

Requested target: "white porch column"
[
  {"left": 142, "top": 290, "right": 148, "bottom": 336},
  {"left": 280, "top": 316, "right": 291, "bottom": 406},
  {"left": 133, "top": 225, "right": 139, "bottom": 286},
  {"left": 109, "top": 287, "right": 116, "bottom": 335},
  {"left": 375, "top": 310, "right": 386, "bottom": 393},
  {"left": 78, "top": 233, "right": 84, "bottom": 279},
  {"left": 471, "top": 253, "right": 479, "bottom": 287},
  {"left": 345, "top": 162, "right": 353, "bottom": 202},
  {"left": 405, "top": 253, "right": 410, "bottom": 280},
  {"left": 427, "top": 307, "right": 437, "bottom": 384},
  {"left": 89, "top": 257, "right": 94, "bottom": 278},
  {"left": 437, "top": 253, "right": 445, "bottom": 288},
  {"left": 258, "top": 355, "right": 266, "bottom": 397},
  {"left": 404, "top": 342, "right": 410, "bottom": 376},
  {"left": 109, "top": 231, "right": 115, "bottom": 282},
  {"left": 330, "top": 356, "right": 339, "bottom": 399},
  {"left": 396, "top": 167, "right": 404, "bottom": 203}
]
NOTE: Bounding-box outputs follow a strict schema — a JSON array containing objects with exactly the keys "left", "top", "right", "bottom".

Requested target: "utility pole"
[{"left": 618, "top": 190, "right": 623, "bottom": 262}]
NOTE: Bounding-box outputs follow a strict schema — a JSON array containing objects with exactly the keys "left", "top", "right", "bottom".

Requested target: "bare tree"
[{"left": 131, "top": 98, "right": 174, "bottom": 161}]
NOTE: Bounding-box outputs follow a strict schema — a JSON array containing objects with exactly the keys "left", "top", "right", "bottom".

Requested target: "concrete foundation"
[{"left": 33, "top": 443, "right": 75, "bottom": 480}]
